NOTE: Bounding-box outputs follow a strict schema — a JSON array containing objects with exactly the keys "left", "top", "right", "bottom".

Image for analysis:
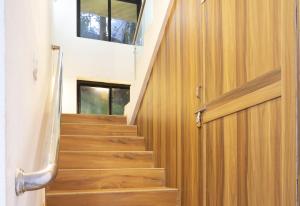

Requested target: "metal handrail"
[
  {"left": 15, "top": 45, "right": 63, "bottom": 195},
  {"left": 132, "top": 0, "right": 147, "bottom": 44}
]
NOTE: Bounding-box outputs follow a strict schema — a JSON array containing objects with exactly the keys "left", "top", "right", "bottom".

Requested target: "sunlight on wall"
[
  {"left": 125, "top": 0, "right": 174, "bottom": 124},
  {"left": 5, "top": 0, "right": 52, "bottom": 205},
  {"left": 52, "top": 0, "right": 135, "bottom": 114}
]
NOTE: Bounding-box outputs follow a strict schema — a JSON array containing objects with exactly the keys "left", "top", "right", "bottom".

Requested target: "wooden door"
[{"left": 198, "top": 0, "right": 298, "bottom": 205}]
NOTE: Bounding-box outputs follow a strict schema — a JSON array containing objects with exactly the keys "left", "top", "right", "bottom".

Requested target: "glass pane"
[
  {"left": 111, "top": 88, "right": 130, "bottom": 115},
  {"left": 80, "top": 0, "right": 109, "bottom": 40},
  {"left": 135, "top": 0, "right": 153, "bottom": 46},
  {"left": 80, "top": 86, "right": 109, "bottom": 115},
  {"left": 111, "top": 0, "right": 137, "bottom": 44}
]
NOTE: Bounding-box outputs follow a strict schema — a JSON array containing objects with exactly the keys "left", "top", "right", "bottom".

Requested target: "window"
[
  {"left": 77, "top": 81, "right": 130, "bottom": 115},
  {"left": 77, "top": 0, "right": 141, "bottom": 44}
]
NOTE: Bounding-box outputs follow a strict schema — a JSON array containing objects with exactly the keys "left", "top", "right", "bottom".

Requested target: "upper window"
[{"left": 77, "top": 0, "right": 141, "bottom": 44}]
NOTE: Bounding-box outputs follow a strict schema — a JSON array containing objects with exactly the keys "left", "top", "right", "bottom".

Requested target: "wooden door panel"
[
  {"left": 201, "top": 0, "right": 296, "bottom": 205},
  {"left": 202, "top": 69, "right": 281, "bottom": 123},
  {"left": 203, "top": 0, "right": 281, "bottom": 103},
  {"left": 205, "top": 98, "right": 281, "bottom": 206}
]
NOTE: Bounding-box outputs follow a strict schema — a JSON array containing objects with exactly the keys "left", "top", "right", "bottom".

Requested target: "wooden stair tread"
[
  {"left": 47, "top": 168, "right": 166, "bottom": 191},
  {"left": 60, "top": 135, "right": 145, "bottom": 151},
  {"left": 47, "top": 187, "right": 178, "bottom": 196},
  {"left": 48, "top": 114, "right": 179, "bottom": 206},
  {"left": 61, "top": 123, "right": 137, "bottom": 136},
  {"left": 59, "top": 151, "right": 154, "bottom": 169},
  {"left": 55, "top": 168, "right": 164, "bottom": 171},
  {"left": 61, "top": 114, "right": 127, "bottom": 124},
  {"left": 46, "top": 188, "right": 179, "bottom": 206}
]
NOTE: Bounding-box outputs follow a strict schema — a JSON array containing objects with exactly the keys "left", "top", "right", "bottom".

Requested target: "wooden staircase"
[{"left": 46, "top": 114, "right": 179, "bottom": 206}]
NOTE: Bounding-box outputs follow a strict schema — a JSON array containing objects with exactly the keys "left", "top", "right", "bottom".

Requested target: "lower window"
[{"left": 77, "top": 81, "right": 130, "bottom": 115}]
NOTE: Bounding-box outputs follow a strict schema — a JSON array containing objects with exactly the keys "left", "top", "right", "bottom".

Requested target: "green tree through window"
[
  {"left": 78, "top": 81, "right": 130, "bottom": 115},
  {"left": 78, "top": 0, "right": 141, "bottom": 44}
]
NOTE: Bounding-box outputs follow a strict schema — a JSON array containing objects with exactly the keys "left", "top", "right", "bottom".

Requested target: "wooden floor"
[{"left": 46, "top": 114, "right": 179, "bottom": 206}]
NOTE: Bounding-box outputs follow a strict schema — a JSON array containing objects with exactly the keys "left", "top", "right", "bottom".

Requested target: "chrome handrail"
[
  {"left": 15, "top": 45, "right": 63, "bottom": 195},
  {"left": 132, "top": 0, "right": 147, "bottom": 44}
]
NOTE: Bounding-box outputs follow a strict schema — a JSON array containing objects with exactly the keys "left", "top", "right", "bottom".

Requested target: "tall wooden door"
[{"left": 198, "top": 0, "right": 298, "bottom": 205}]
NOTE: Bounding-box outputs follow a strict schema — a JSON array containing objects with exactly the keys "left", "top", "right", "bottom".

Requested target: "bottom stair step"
[
  {"left": 47, "top": 168, "right": 166, "bottom": 191},
  {"left": 46, "top": 188, "right": 179, "bottom": 206}
]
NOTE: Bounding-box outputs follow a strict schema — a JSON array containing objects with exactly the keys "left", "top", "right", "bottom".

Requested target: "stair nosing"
[
  {"left": 56, "top": 168, "right": 165, "bottom": 171},
  {"left": 59, "top": 150, "right": 153, "bottom": 154},
  {"left": 62, "top": 114, "right": 126, "bottom": 118},
  {"left": 60, "top": 135, "right": 144, "bottom": 138},
  {"left": 61, "top": 122, "right": 136, "bottom": 127},
  {"left": 47, "top": 187, "right": 178, "bottom": 196}
]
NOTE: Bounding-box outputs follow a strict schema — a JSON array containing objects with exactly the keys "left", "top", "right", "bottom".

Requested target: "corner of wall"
[{"left": 125, "top": 0, "right": 175, "bottom": 124}]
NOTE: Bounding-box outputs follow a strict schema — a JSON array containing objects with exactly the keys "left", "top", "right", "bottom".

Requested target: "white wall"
[
  {"left": 52, "top": 0, "right": 135, "bottom": 113},
  {"left": 125, "top": 0, "right": 174, "bottom": 124},
  {"left": 0, "top": 0, "right": 5, "bottom": 204},
  {"left": 5, "top": 0, "right": 52, "bottom": 205}
]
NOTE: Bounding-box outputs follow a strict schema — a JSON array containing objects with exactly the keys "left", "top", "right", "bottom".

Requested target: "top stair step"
[
  {"left": 61, "top": 114, "right": 127, "bottom": 125},
  {"left": 61, "top": 123, "right": 137, "bottom": 136}
]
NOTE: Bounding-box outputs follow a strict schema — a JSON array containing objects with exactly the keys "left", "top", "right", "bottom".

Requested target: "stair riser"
[
  {"left": 47, "top": 190, "right": 178, "bottom": 206},
  {"left": 48, "top": 114, "right": 179, "bottom": 206},
  {"left": 61, "top": 124, "right": 137, "bottom": 136},
  {"left": 59, "top": 152, "right": 154, "bottom": 169},
  {"left": 61, "top": 114, "right": 127, "bottom": 125},
  {"left": 48, "top": 169, "right": 165, "bottom": 191},
  {"left": 60, "top": 136, "right": 145, "bottom": 151}
]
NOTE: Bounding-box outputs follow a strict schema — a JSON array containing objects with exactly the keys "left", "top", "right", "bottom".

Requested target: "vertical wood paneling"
[
  {"left": 203, "top": 0, "right": 281, "bottom": 101},
  {"left": 298, "top": 0, "right": 300, "bottom": 202},
  {"left": 281, "top": 0, "right": 297, "bottom": 205},
  {"left": 200, "top": 0, "right": 296, "bottom": 205},
  {"left": 136, "top": 1, "right": 202, "bottom": 206},
  {"left": 136, "top": 0, "right": 297, "bottom": 206},
  {"left": 223, "top": 114, "right": 237, "bottom": 206},
  {"left": 236, "top": 111, "right": 248, "bottom": 206},
  {"left": 205, "top": 98, "right": 282, "bottom": 206}
]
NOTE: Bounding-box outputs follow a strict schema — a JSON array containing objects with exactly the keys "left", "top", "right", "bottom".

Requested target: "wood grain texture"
[
  {"left": 204, "top": 69, "right": 281, "bottom": 111},
  {"left": 48, "top": 168, "right": 165, "bottom": 191},
  {"left": 61, "top": 123, "right": 137, "bottom": 136},
  {"left": 203, "top": 80, "right": 281, "bottom": 123},
  {"left": 60, "top": 135, "right": 145, "bottom": 151},
  {"left": 47, "top": 114, "right": 179, "bottom": 205},
  {"left": 58, "top": 151, "right": 154, "bottom": 169},
  {"left": 298, "top": 0, "right": 300, "bottom": 202},
  {"left": 136, "top": 0, "right": 297, "bottom": 206},
  {"left": 61, "top": 114, "right": 127, "bottom": 124},
  {"left": 281, "top": 0, "right": 298, "bottom": 205},
  {"left": 136, "top": 1, "right": 202, "bottom": 206},
  {"left": 205, "top": 98, "right": 282, "bottom": 206},
  {"left": 46, "top": 188, "right": 179, "bottom": 206},
  {"left": 202, "top": 0, "right": 281, "bottom": 103}
]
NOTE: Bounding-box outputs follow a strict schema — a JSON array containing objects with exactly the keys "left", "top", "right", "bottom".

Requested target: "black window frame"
[
  {"left": 77, "top": 80, "right": 130, "bottom": 115},
  {"left": 77, "top": 0, "right": 142, "bottom": 42}
]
